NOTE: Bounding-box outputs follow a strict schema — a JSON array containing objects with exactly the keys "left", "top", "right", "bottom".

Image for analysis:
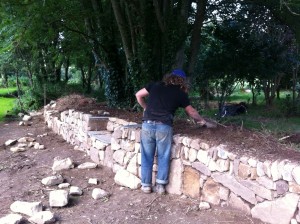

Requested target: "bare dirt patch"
[{"left": 0, "top": 116, "right": 265, "bottom": 224}]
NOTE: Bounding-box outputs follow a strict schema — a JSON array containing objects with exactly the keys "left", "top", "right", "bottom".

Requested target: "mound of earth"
[{"left": 52, "top": 94, "right": 300, "bottom": 163}]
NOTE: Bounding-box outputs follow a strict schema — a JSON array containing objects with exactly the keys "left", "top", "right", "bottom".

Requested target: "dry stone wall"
[{"left": 44, "top": 105, "right": 300, "bottom": 224}]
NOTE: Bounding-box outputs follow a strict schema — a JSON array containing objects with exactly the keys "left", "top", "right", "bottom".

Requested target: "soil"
[{"left": 0, "top": 94, "right": 299, "bottom": 224}]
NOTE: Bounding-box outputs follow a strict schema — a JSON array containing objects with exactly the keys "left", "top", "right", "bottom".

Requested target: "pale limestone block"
[
  {"left": 199, "top": 142, "right": 210, "bottom": 150},
  {"left": 134, "top": 143, "right": 140, "bottom": 153},
  {"left": 208, "top": 160, "right": 217, "bottom": 172},
  {"left": 217, "top": 145, "right": 228, "bottom": 159},
  {"left": 173, "top": 134, "right": 183, "bottom": 145},
  {"left": 271, "top": 160, "right": 282, "bottom": 181},
  {"left": 251, "top": 193, "right": 299, "bottom": 224},
  {"left": 111, "top": 138, "right": 121, "bottom": 151},
  {"left": 282, "top": 163, "right": 297, "bottom": 182},
  {"left": 212, "top": 173, "right": 257, "bottom": 205},
  {"left": 113, "top": 150, "right": 125, "bottom": 165},
  {"left": 257, "top": 162, "right": 265, "bottom": 177},
  {"left": 216, "top": 159, "right": 230, "bottom": 172},
  {"left": 188, "top": 148, "right": 198, "bottom": 162},
  {"left": 289, "top": 182, "right": 300, "bottom": 194},
  {"left": 292, "top": 166, "right": 300, "bottom": 185},
  {"left": 113, "top": 163, "right": 124, "bottom": 173},
  {"left": 121, "top": 128, "right": 129, "bottom": 139},
  {"left": 219, "top": 186, "right": 230, "bottom": 201},
  {"left": 106, "top": 121, "right": 115, "bottom": 131},
  {"left": 197, "top": 150, "right": 210, "bottom": 165},
  {"left": 240, "top": 156, "right": 249, "bottom": 164},
  {"left": 227, "top": 152, "right": 237, "bottom": 160},
  {"left": 10, "top": 201, "right": 43, "bottom": 216},
  {"left": 99, "top": 150, "right": 105, "bottom": 161},
  {"left": 49, "top": 190, "right": 69, "bottom": 207},
  {"left": 240, "top": 179, "right": 274, "bottom": 200},
  {"left": 190, "top": 139, "right": 200, "bottom": 150},
  {"left": 137, "top": 153, "right": 141, "bottom": 165},
  {"left": 248, "top": 158, "right": 258, "bottom": 167},
  {"left": 121, "top": 139, "right": 135, "bottom": 152},
  {"left": 229, "top": 193, "right": 251, "bottom": 215},
  {"left": 208, "top": 147, "right": 218, "bottom": 161},
  {"left": 166, "top": 159, "right": 183, "bottom": 195},
  {"left": 182, "top": 137, "right": 192, "bottom": 147},
  {"left": 114, "top": 169, "right": 141, "bottom": 190},
  {"left": 127, "top": 155, "right": 138, "bottom": 176},
  {"left": 0, "top": 214, "right": 24, "bottom": 224},
  {"left": 192, "top": 161, "right": 211, "bottom": 176},
  {"left": 124, "top": 152, "right": 134, "bottom": 166},
  {"left": 257, "top": 176, "right": 276, "bottom": 190},
  {"left": 183, "top": 146, "right": 189, "bottom": 160},
  {"left": 171, "top": 144, "right": 181, "bottom": 159},
  {"left": 263, "top": 160, "right": 272, "bottom": 178}
]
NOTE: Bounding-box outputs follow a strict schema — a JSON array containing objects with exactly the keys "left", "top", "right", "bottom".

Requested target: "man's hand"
[{"left": 196, "top": 119, "right": 206, "bottom": 127}]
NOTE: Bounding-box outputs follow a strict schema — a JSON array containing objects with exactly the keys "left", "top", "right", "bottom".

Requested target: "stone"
[
  {"left": 171, "top": 144, "right": 181, "bottom": 159},
  {"left": 275, "top": 180, "right": 289, "bottom": 195},
  {"left": 190, "top": 139, "right": 200, "bottom": 150},
  {"left": 263, "top": 160, "right": 272, "bottom": 178},
  {"left": 69, "top": 186, "right": 83, "bottom": 196},
  {"left": 58, "top": 183, "right": 70, "bottom": 189},
  {"left": 113, "top": 150, "right": 125, "bottom": 165},
  {"left": 251, "top": 193, "right": 300, "bottom": 224},
  {"left": 256, "top": 176, "right": 276, "bottom": 190},
  {"left": 0, "top": 214, "right": 24, "bottom": 224},
  {"left": 238, "top": 163, "right": 251, "bottom": 179},
  {"left": 10, "top": 201, "right": 43, "bottom": 216},
  {"left": 5, "top": 139, "right": 17, "bottom": 146},
  {"left": 201, "top": 178, "right": 220, "bottom": 205},
  {"left": 92, "top": 188, "right": 110, "bottom": 199},
  {"left": 197, "top": 150, "right": 210, "bottom": 165},
  {"left": 166, "top": 159, "right": 183, "bottom": 195},
  {"left": 292, "top": 166, "right": 300, "bottom": 185},
  {"left": 41, "top": 175, "right": 64, "bottom": 186},
  {"left": 22, "top": 115, "right": 32, "bottom": 121},
  {"left": 103, "top": 146, "right": 113, "bottom": 168},
  {"left": 199, "top": 142, "right": 210, "bottom": 150},
  {"left": 248, "top": 158, "right": 258, "bottom": 167},
  {"left": 282, "top": 163, "right": 296, "bottom": 182},
  {"left": 217, "top": 146, "right": 228, "bottom": 159},
  {"left": 256, "top": 162, "right": 265, "bottom": 177},
  {"left": 271, "top": 160, "right": 282, "bottom": 181},
  {"left": 212, "top": 173, "right": 257, "bottom": 205},
  {"left": 29, "top": 211, "right": 56, "bottom": 224},
  {"left": 10, "top": 147, "right": 26, "bottom": 153},
  {"left": 89, "top": 147, "right": 100, "bottom": 164},
  {"left": 216, "top": 159, "right": 230, "bottom": 172},
  {"left": 77, "top": 162, "right": 98, "bottom": 169},
  {"left": 240, "top": 179, "right": 273, "bottom": 200},
  {"left": 219, "top": 186, "right": 230, "bottom": 201},
  {"left": 127, "top": 155, "right": 138, "bottom": 175},
  {"left": 88, "top": 178, "right": 98, "bottom": 185},
  {"left": 188, "top": 148, "right": 198, "bottom": 162},
  {"left": 183, "top": 167, "right": 200, "bottom": 198},
  {"left": 49, "top": 190, "right": 69, "bottom": 207},
  {"left": 192, "top": 161, "right": 211, "bottom": 176},
  {"left": 289, "top": 182, "right": 300, "bottom": 193},
  {"left": 52, "top": 157, "right": 74, "bottom": 172},
  {"left": 229, "top": 193, "right": 251, "bottom": 215},
  {"left": 114, "top": 169, "right": 141, "bottom": 189},
  {"left": 199, "top": 202, "right": 210, "bottom": 210}
]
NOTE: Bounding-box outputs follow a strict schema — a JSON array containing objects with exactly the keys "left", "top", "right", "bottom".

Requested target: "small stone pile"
[
  {"left": 0, "top": 155, "right": 110, "bottom": 224},
  {"left": 5, "top": 136, "right": 45, "bottom": 152}
]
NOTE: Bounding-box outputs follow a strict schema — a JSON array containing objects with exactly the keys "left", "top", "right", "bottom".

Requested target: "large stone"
[
  {"left": 251, "top": 193, "right": 299, "bottom": 224},
  {"left": 77, "top": 162, "right": 98, "bottom": 169},
  {"left": 90, "top": 147, "right": 100, "bottom": 164},
  {"left": 197, "top": 150, "right": 210, "bottom": 165},
  {"left": 127, "top": 154, "right": 138, "bottom": 175},
  {"left": 289, "top": 182, "right": 300, "bottom": 193},
  {"left": 256, "top": 162, "right": 265, "bottom": 177},
  {"left": 270, "top": 160, "right": 282, "bottom": 181},
  {"left": 282, "top": 163, "right": 296, "bottom": 181},
  {"left": 188, "top": 148, "right": 198, "bottom": 162},
  {"left": 49, "top": 190, "right": 69, "bottom": 207},
  {"left": 192, "top": 161, "right": 211, "bottom": 176},
  {"left": 256, "top": 176, "right": 276, "bottom": 190},
  {"left": 113, "top": 150, "right": 126, "bottom": 165},
  {"left": 5, "top": 139, "right": 17, "bottom": 146},
  {"left": 183, "top": 167, "right": 200, "bottom": 198},
  {"left": 114, "top": 169, "right": 141, "bottom": 189},
  {"left": 212, "top": 173, "right": 257, "bottom": 205},
  {"left": 166, "top": 159, "right": 183, "bottom": 195},
  {"left": 238, "top": 163, "right": 251, "bottom": 179},
  {"left": 103, "top": 146, "right": 114, "bottom": 168},
  {"left": 92, "top": 188, "right": 110, "bottom": 199},
  {"left": 52, "top": 157, "right": 74, "bottom": 172},
  {"left": 240, "top": 179, "right": 273, "bottom": 200},
  {"left": 0, "top": 214, "right": 24, "bottom": 224},
  {"left": 41, "top": 175, "right": 64, "bottom": 186},
  {"left": 229, "top": 193, "right": 251, "bottom": 215},
  {"left": 292, "top": 166, "right": 300, "bottom": 185},
  {"left": 276, "top": 180, "right": 289, "bottom": 195},
  {"left": 201, "top": 178, "right": 220, "bottom": 205},
  {"left": 10, "top": 201, "right": 43, "bottom": 216},
  {"left": 29, "top": 211, "right": 56, "bottom": 224}
]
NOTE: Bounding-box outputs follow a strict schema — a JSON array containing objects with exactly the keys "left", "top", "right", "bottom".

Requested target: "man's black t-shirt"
[{"left": 143, "top": 81, "right": 190, "bottom": 126}]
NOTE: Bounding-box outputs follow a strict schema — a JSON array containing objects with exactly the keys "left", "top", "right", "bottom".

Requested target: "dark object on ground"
[{"left": 219, "top": 102, "right": 248, "bottom": 117}]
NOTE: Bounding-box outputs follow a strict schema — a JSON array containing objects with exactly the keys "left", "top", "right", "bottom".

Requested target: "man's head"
[
  {"left": 163, "top": 69, "right": 188, "bottom": 92},
  {"left": 172, "top": 69, "right": 186, "bottom": 79}
]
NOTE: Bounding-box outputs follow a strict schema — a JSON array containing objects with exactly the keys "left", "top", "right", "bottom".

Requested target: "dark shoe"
[
  {"left": 141, "top": 186, "right": 152, "bottom": 194},
  {"left": 154, "top": 184, "right": 166, "bottom": 195}
]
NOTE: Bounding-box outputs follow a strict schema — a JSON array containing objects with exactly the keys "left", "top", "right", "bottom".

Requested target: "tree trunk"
[{"left": 187, "top": 0, "right": 208, "bottom": 77}]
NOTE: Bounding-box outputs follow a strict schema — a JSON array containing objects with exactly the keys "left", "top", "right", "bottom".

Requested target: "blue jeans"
[{"left": 141, "top": 121, "right": 173, "bottom": 187}]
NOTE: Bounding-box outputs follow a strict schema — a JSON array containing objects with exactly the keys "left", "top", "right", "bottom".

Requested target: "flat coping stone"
[
  {"left": 88, "top": 131, "right": 112, "bottom": 144},
  {"left": 122, "top": 124, "right": 142, "bottom": 129}
]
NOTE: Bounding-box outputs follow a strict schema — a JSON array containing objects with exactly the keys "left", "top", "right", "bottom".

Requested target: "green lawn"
[
  {"left": 0, "top": 96, "right": 15, "bottom": 122},
  {"left": 0, "top": 87, "right": 17, "bottom": 95}
]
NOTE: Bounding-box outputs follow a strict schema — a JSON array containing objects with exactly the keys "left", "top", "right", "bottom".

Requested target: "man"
[{"left": 135, "top": 69, "right": 206, "bottom": 194}]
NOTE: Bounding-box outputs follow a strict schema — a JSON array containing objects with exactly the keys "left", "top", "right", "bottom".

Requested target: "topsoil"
[{"left": 0, "top": 94, "right": 299, "bottom": 224}]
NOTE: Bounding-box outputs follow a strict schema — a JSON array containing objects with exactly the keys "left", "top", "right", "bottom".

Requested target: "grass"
[
  {"left": 0, "top": 97, "right": 15, "bottom": 122},
  {"left": 187, "top": 89, "right": 300, "bottom": 136},
  {"left": 0, "top": 87, "right": 17, "bottom": 95}
]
